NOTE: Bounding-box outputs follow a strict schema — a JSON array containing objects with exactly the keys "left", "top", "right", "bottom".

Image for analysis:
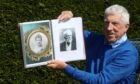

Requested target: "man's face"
[
  {"left": 36, "top": 40, "right": 42, "bottom": 47},
  {"left": 104, "top": 14, "right": 129, "bottom": 43},
  {"left": 64, "top": 34, "right": 72, "bottom": 43}
]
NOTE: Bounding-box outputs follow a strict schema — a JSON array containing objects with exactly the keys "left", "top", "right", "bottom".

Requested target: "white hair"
[
  {"left": 63, "top": 29, "right": 72, "bottom": 36},
  {"left": 105, "top": 4, "right": 130, "bottom": 24}
]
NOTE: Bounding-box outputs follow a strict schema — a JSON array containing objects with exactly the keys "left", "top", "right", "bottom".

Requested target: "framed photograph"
[
  {"left": 19, "top": 17, "right": 86, "bottom": 68},
  {"left": 51, "top": 17, "right": 86, "bottom": 62},
  {"left": 59, "top": 28, "right": 76, "bottom": 52}
]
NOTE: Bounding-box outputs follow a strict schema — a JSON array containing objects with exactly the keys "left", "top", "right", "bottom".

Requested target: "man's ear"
[
  {"left": 125, "top": 24, "right": 129, "bottom": 32},
  {"left": 126, "top": 24, "right": 129, "bottom": 28}
]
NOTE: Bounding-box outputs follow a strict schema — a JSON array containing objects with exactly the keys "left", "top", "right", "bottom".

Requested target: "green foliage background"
[{"left": 0, "top": 0, "right": 140, "bottom": 84}]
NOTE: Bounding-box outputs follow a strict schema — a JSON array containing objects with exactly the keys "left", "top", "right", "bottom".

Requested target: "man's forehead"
[
  {"left": 105, "top": 14, "right": 123, "bottom": 22},
  {"left": 63, "top": 30, "right": 72, "bottom": 35}
]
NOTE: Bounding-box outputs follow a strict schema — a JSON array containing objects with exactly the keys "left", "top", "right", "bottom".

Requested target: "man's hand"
[
  {"left": 57, "top": 11, "right": 73, "bottom": 22},
  {"left": 47, "top": 60, "right": 67, "bottom": 70}
]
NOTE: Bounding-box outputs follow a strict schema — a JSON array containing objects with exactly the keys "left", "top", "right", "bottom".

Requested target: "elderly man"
[
  {"left": 47, "top": 4, "right": 138, "bottom": 84},
  {"left": 60, "top": 29, "right": 76, "bottom": 51}
]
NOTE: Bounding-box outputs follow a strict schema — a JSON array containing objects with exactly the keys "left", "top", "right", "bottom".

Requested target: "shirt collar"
[{"left": 110, "top": 33, "right": 127, "bottom": 48}]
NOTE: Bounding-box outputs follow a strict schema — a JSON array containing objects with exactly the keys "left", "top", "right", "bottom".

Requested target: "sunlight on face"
[{"left": 104, "top": 14, "right": 129, "bottom": 43}]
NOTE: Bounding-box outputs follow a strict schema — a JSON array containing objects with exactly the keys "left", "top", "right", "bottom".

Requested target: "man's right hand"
[
  {"left": 47, "top": 60, "right": 67, "bottom": 70},
  {"left": 57, "top": 11, "right": 73, "bottom": 22}
]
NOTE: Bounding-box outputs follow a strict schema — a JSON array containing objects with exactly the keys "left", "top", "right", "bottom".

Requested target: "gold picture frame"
[{"left": 25, "top": 26, "right": 52, "bottom": 61}]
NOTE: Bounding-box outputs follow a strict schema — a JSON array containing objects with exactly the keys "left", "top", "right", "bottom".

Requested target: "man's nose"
[{"left": 106, "top": 23, "right": 113, "bottom": 31}]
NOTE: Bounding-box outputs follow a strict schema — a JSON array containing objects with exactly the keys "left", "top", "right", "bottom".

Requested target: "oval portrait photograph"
[{"left": 29, "top": 32, "right": 48, "bottom": 54}]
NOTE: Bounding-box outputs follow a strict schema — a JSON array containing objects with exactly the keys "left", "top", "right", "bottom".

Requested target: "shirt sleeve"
[{"left": 64, "top": 49, "right": 138, "bottom": 84}]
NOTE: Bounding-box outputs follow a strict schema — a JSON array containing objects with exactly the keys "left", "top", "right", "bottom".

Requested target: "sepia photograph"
[
  {"left": 19, "top": 20, "right": 53, "bottom": 68},
  {"left": 29, "top": 32, "right": 48, "bottom": 54}
]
